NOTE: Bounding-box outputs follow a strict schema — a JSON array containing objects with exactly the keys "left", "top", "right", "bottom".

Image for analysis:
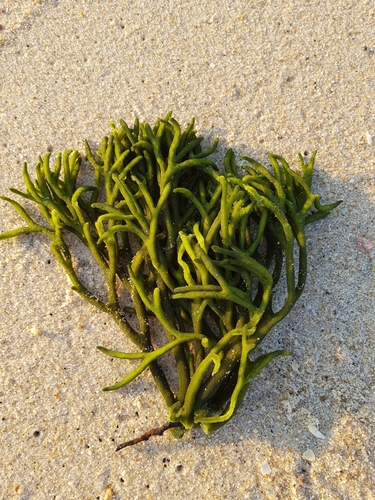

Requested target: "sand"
[{"left": 0, "top": 1, "right": 375, "bottom": 499}]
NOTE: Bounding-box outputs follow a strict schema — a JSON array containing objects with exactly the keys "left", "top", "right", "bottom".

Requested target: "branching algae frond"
[{"left": 0, "top": 113, "right": 341, "bottom": 445}]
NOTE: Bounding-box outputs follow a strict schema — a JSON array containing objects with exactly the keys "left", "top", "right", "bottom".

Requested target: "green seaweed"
[{"left": 0, "top": 113, "right": 341, "bottom": 444}]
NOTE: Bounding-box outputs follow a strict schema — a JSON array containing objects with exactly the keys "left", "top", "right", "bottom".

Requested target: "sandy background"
[{"left": 1, "top": 1, "right": 375, "bottom": 499}]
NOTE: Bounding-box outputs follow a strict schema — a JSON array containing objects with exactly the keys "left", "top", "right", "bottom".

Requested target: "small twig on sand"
[{"left": 116, "top": 422, "right": 183, "bottom": 451}]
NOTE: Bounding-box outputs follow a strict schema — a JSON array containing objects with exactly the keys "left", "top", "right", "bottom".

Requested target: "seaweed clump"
[{"left": 0, "top": 113, "right": 341, "bottom": 447}]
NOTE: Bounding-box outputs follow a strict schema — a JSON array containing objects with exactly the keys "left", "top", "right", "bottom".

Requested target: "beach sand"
[{"left": 0, "top": 1, "right": 374, "bottom": 499}]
